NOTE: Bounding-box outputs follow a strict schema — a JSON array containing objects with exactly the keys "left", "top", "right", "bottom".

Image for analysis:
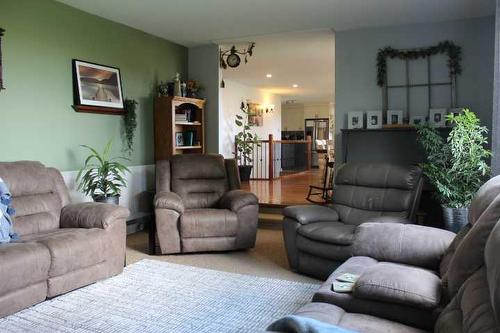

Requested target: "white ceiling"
[
  {"left": 220, "top": 30, "right": 335, "bottom": 104},
  {"left": 57, "top": 0, "right": 494, "bottom": 47}
]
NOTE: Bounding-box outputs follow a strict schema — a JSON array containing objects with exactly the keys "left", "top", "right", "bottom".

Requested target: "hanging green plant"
[
  {"left": 377, "top": 40, "right": 462, "bottom": 86},
  {"left": 123, "top": 98, "right": 138, "bottom": 155}
]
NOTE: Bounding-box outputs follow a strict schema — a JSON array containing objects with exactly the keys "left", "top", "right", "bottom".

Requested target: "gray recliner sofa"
[
  {"left": 270, "top": 175, "right": 500, "bottom": 333},
  {"left": 0, "top": 161, "right": 129, "bottom": 318},
  {"left": 153, "top": 154, "right": 259, "bottom": 254},
  {"left": 283, "top": 162, "right": 424, "bottom": 279}
]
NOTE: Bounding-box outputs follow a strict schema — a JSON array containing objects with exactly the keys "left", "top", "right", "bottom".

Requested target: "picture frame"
[
  {"left": 366, "top": 110, "right": 383, "bottom": 129},
  {"left": 429, "top": 108, "right": 447, "bottom": 127},
  {"left": 347, "top": 112, "right": 364, "bottom": 129},
  {"left": 387, "top": 110, "right": 403, "bottom": 125},
  {"left": 410, "top": 116, "right": 426, "bottom": 126},
  {"left": 175, "top": 132, "right": 184, "bottom": 147},
  {"left": 72, "top": 59, "right": 125, "bottom": 115},
  {"left": 247, "top": 102, "right": 263, "bottom": 127}
]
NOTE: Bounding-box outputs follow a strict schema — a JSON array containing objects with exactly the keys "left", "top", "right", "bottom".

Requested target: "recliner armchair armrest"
[
  {"left": 361, "top": 216, "right": 413, "bottom": 224},
  {"left": 353, "top": 222, "right": 455, "bottom": 270},
  {"left": 283, "top": 205, "right": 339, "bottom": 225},
  {"left": 60, "top": 202, "right": 129, "bottom": 229},
  {"left": 219, "top": 190, "right": 258, "bottom": 212},
  {"left": 154, "top": 191, "right": 185, "bottom": 214}
]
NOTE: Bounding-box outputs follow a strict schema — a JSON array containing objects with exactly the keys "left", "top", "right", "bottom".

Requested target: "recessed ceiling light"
[
  {"left": 266, "top": 74, "right": 272, "bottom": 78},
  {"left": 292, "top": 84, "right": 299, "bottom": 88}
]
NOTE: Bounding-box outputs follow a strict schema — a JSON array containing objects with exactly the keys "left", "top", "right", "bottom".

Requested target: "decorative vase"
[
  {"left": 93, "top": 195, "right": 120, "bottom": 205},
  {"left": 238, "top": 165, "right": 253, "bottom": 182},
  {"left": 442, "top": 206, "right": 469, "bottom": 233}
]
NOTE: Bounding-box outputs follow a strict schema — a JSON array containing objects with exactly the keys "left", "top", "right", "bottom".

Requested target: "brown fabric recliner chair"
[
  {"left": 153, "top": 154, "right": 259, "bottom": 254},
  {"left": 283, "top": 162, "right": 424, "bottom": 279},
  {"left": 0, "top": 161, "right": 129, "bottom": 318}
]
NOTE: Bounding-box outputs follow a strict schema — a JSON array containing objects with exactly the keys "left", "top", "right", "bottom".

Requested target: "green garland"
[{"left": 377, "top": 41, "right": 462, "bottom": 86}]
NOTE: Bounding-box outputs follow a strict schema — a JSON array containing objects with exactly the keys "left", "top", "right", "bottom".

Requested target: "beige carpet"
[{"left": 126, "top": 228, "right": 320, "bottom": 284}]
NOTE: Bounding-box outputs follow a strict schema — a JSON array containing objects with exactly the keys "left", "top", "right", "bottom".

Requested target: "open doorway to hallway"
[{"left": 218, "top": 30, "right": 335, "bottom": 206}]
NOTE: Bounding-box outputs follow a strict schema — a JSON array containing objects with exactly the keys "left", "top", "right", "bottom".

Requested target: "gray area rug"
[{"left": 0, "top": 259, "right": 319, "bottom": 332}]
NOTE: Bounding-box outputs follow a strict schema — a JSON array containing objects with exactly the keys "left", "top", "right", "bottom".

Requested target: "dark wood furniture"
[
  {"left": 306, "top": 156, "right": 335, "bottom": 204},
  {"left": 154, "top": 96, "right": 205, "bottom": 161}
]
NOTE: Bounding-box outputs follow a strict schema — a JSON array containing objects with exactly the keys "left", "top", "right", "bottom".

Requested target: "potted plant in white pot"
[
  {"left": 416, "top": 108, "right": 491, "bottom": 232},
  {"left": 76, "top": 140, "right": 130, "bottom": 205},
  {"left": 235, "top": 102, "right": 259, "bottom": 181}
]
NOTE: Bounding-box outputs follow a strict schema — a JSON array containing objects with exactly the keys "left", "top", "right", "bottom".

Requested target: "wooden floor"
[{"left": 241, "top": 169, "right": 322, "bottom": 206}]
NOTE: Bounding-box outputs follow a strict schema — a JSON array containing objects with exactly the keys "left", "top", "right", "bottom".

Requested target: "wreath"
[{"left": 377, "top": 41, "right": 462, "bottom": 87}]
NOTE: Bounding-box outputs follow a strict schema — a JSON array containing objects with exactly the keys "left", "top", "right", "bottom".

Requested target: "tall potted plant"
[
  {"left": 76, "top": 140, "right": 130, "bottom": 205},
  {"left": 235, "top": 102, "right": 259, "bottom": 181},
  {"left": 416, "top": 108, "right": 491, "bottom": 232}
]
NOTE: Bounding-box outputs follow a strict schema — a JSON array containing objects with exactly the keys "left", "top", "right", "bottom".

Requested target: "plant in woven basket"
[{"left": 76, "top": 140, "right": 130, "bottom": 204}]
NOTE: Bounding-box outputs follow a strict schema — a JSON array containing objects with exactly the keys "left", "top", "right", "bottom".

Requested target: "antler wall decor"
[
  {"left": 0, "top": 28, "right": 4, "bottom": 92},
  {"left": 219, "top": 42, "right": 255, "bottom": 69}
]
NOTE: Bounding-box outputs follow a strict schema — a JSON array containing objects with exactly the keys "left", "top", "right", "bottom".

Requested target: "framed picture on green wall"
[{"left": 72, "top": 59, "right": 125, "bottom": 115}]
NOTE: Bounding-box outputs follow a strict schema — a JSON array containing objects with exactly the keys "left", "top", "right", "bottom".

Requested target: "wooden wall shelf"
[{"left": 73, "top": 104, "right": 125, "bottom": 115}]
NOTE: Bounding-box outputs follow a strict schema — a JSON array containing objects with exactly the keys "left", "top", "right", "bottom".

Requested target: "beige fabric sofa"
[{"left": 0, "top": 161, "right": 129, "bottom": 318}]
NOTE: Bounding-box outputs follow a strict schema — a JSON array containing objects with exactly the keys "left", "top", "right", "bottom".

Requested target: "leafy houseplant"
[
  {"left": 416, "top": 108, "right": 491, "bottom": 232},
  {"left": 235, "top": 102, "right": 259, "bottom": 181},
  {"left": 76, "top": 140, "right": 130, "bottom": 205},
  {"left": 123, "top": 99, "right": 138, "bottom": 156}
]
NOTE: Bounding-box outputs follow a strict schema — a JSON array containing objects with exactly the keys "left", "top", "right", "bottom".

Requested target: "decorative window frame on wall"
[
  {"left": 377, "top": 41, "right": 462, "bottom": 121},
  {"left": 0, "top": 28, "right": 5, "bottom": 92}
]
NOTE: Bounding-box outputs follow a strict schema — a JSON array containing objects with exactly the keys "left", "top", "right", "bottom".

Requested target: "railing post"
[
  {"left": 306, "top": 135, "right": 312, "bottom": 170},
  {"left": 234, "top": 135, "right": 238, "bottom": 161},
  {"left": 268, "top": 134, "right": 274, "bottom": 180}
]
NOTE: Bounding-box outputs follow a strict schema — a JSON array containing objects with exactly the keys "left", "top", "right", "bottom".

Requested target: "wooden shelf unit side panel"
[{"left": 154, "top": 97, "right": 175, "bottom": 161}]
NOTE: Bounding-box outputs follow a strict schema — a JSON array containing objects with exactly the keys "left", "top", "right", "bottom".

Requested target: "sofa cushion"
[
  {"left": 21, "top": 228, "right": 106, "bottom": 277},
  {"left": 353, "top": 262, "right": 441, "bottom": 309},
  {"left": 0, "top": 242, "right": 50, "bottom": 296},
  {"left": 313, "top": 256, "right": 436, "bottom": 330},
  {"left": 291, "top": 302, "right": 427, "bottom": 333},
  {"left": 180, "top": 208, "right": 238, "bottom": 238},
  {"left": 0, "top": 161, "right": 66, "bottom": 236},
  {"left": 298, "top": 222, "right": 356, "bottom": 245},
  {"left": 170, "top": 154, "right": 229, "bottom": 209}
]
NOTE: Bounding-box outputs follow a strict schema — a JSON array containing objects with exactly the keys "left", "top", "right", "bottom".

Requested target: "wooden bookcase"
[{"left": 154, "top": 96, "right": 206, "bottom": 161}]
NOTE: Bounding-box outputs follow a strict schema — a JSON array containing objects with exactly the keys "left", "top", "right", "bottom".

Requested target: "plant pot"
[
  {"left": 442, "top": 206, "right": 469, "bottom": 233},
  {"left": 93, "top": 195, "right": 120, "bottom": 205},
  {"left": 238, "top": 165, "right": 253, "bottom": 182}
]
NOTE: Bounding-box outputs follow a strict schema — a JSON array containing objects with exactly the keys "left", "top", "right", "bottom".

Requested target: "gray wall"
[
  {"left": 493, "top": 1, "right": 500, "bottom": 176},
  {"left": 335, "top": 16, "right": 495, "bottom": 163},
  {"left": 188, "top": 44, "right": 220, "bottom": 153}
]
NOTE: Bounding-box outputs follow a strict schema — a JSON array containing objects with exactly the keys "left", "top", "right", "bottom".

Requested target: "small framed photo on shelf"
[
  {"left": 429, "top": 108, "right": 447, "bottom": 127},
  {"left": 387, "top": 110, "right": 403, "bottom": 125},
  {"left": 347, "top": 112, "right": 364, "bottom": 129},
  {"left": 366, "top": 110, "right": 383, "bottom": 129},
  {"left": 175, "top": 132, "right": 184, "bottom": 147},
  {"left": 410, "top": 116, "right": 426, "bottom": 126}
]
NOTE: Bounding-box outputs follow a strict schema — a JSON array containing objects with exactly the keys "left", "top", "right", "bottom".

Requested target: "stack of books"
[{"left": 175, "top": 111, "right": 187, "bottom": 122}]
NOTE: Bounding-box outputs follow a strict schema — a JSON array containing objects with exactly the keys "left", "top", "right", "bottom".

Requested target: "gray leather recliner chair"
[
  {"left": 154, "top": 154, "right": 259, "bottom": 254},
  {"left": 283, "top": 162, "right": 424, "bottom": 279},
  {"left": 270, "top": 175, "right": 500, "bottom": 333}
]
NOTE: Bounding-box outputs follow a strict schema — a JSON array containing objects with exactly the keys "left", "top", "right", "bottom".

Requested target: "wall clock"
[{"left": 220, "top": 43, "right": 255, "bottom": 70}]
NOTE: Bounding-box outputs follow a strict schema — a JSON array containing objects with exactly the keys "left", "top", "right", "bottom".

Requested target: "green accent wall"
[{"left": 0, "top": 0, "right": 187, "bottom": 170}]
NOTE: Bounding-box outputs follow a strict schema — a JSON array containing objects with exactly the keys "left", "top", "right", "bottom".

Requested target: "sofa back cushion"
[
  {"left": 435, "top": 219, "right": 500, "bottom": 332},
  {"left": 170, "top": 154, "right": 229, "bottom": 209},
  {"left": 331, "top": 163, "right": 422, "bottom": 225},
  {"left": 439, "top": 176, "right": 500, "bottom": 282},
  {"left": 0, "top": 161, "right": 69, "bottom": 236},
  {"left": 440, "top": 176, "right": 500, "bottom": 300}
]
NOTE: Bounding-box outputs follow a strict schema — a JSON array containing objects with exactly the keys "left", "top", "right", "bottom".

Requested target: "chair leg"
[{"left": 148, "top": 215, "right": 156, "bottom": 255}]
